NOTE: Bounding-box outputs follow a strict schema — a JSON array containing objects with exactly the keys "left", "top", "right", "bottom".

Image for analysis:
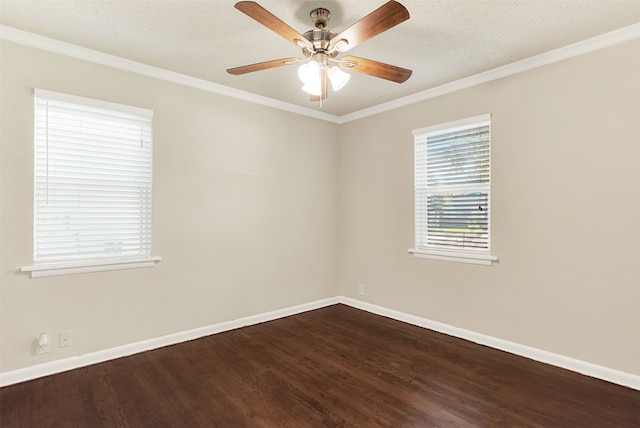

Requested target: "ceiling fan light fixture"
[
  {"left": 328, "top": 66, "right": 350, "bottom": 91},
  {"left": 297, "top": 61, "right": 321, "bottom": 85},
  {"left": 301, "top": 82, "right": 322, "bottom": 96},
  {"left": 299, "top": 61, "right": 350, "bottom": 95}
]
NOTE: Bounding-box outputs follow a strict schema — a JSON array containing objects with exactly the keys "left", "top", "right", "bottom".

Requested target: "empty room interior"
[{"left": 1, "top": 0, "right": 639, "bottom": 426}]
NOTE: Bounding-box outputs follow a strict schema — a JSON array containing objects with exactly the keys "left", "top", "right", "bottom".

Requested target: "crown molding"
[
  {"left": 337, "top": 23, "right": 640, "bottom": 123},
  {"left": 2, "top": 23, "right": 639, "bottom": 125},
  {"left": 0, "top": 25, "right": 342, "bottom": 124}
]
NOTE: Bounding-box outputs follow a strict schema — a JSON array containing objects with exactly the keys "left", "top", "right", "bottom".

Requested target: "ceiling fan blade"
[
  {"left": 339, "top": 55, "right": 412, "bottom": 83},
  {"left": 234, "top": 1, "right": 314, "bottom": 51},
  {"left": 227, "top": 57, "right": 301, "bottom": 75},
  {"left": 329, "top": 0, "right": 409, "bottom": 52}
]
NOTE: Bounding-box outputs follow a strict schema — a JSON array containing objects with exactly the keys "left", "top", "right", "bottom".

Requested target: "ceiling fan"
[{"left": 227, "top": 1, "right": 412, "bottom": 102}]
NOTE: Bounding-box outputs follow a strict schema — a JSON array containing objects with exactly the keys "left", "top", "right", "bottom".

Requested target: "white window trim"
[
  {"left": 33, "top": 89, "right": 153, "bottom": 118},
  {"left": 21, "top": 257, "right": 162, "bottom": 278},
  {"left": 23, "top": 89, "right": 160, "bottom": 278},
  {"left": 408, "top": 248, "right": 497, "bottom": 266},
  {"left": 410, "top": 114, "right": 498, "bottom": 265}
]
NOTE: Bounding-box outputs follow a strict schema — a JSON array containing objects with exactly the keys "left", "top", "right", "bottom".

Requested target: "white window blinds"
[
  {"left": 33, "top": 89, "right": 153, "bottom": 265},
  {"left": 414, "top": 115, "right": 491, "bottom": 253}
]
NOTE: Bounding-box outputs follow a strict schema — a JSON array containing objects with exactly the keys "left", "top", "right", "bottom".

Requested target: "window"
[
  {"left": 22, "top": 90, "right": 160, "bottom": 278},
  {"left": 410, "top": 114, "right": 497, "bottom": 265}
]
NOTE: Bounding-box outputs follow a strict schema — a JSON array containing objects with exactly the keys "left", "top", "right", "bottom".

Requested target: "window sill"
[
  {"left": 21, "top": 256, "right": 162, "bottom": 278},
  {"left": 408, "top": 248, "right": 497, "bottom": 266}
]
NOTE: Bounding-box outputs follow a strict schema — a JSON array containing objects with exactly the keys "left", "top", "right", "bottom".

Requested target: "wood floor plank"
[{"left": 1, "top": 304, "right": 639, "bottom": 427}]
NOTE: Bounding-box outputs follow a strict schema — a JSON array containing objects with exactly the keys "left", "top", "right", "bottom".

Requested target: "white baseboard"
[
  {"left": 340, "top": 297, "right": 640, "bottom": 391},
  {"left": 2, "top": 295, "right": 638, "bottom": 391},
  {"left": 0, "top": 296, "right": 340, "bottom": 387}
]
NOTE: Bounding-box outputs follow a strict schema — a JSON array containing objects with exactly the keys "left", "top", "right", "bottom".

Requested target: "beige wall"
[
  {"left": 0, "top": 41, "right": 339, "bottom": 372},
  {"left": 2, "top": 38, "right": 638, "bottom": 377},
  {"left": 338, "top": 40, "right": 640, "bottom": 375}
]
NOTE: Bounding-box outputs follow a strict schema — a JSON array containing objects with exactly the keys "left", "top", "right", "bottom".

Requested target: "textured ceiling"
[{"left": 1, "top": 0, "right": 639, "bottom": 116}]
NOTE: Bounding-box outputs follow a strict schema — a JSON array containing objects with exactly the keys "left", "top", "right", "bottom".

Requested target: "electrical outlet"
[
  {"left": 59, "top": 330, "right": 72, "bottom": 348},
  {"left": 35, "top": 333, "right": 51, "bottom": 355},
  {"left": 358, "top": 284, "right": 365, "bottom": 296}
]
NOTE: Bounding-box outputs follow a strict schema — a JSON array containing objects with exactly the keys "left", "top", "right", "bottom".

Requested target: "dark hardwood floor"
[{"left": 1, "top": 304, "right": 639, "bottom": 427}]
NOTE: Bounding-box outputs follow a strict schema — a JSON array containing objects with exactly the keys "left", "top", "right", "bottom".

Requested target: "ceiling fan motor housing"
[{"left": 302, "top": 29, "right": 338, "bottom": 57}]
